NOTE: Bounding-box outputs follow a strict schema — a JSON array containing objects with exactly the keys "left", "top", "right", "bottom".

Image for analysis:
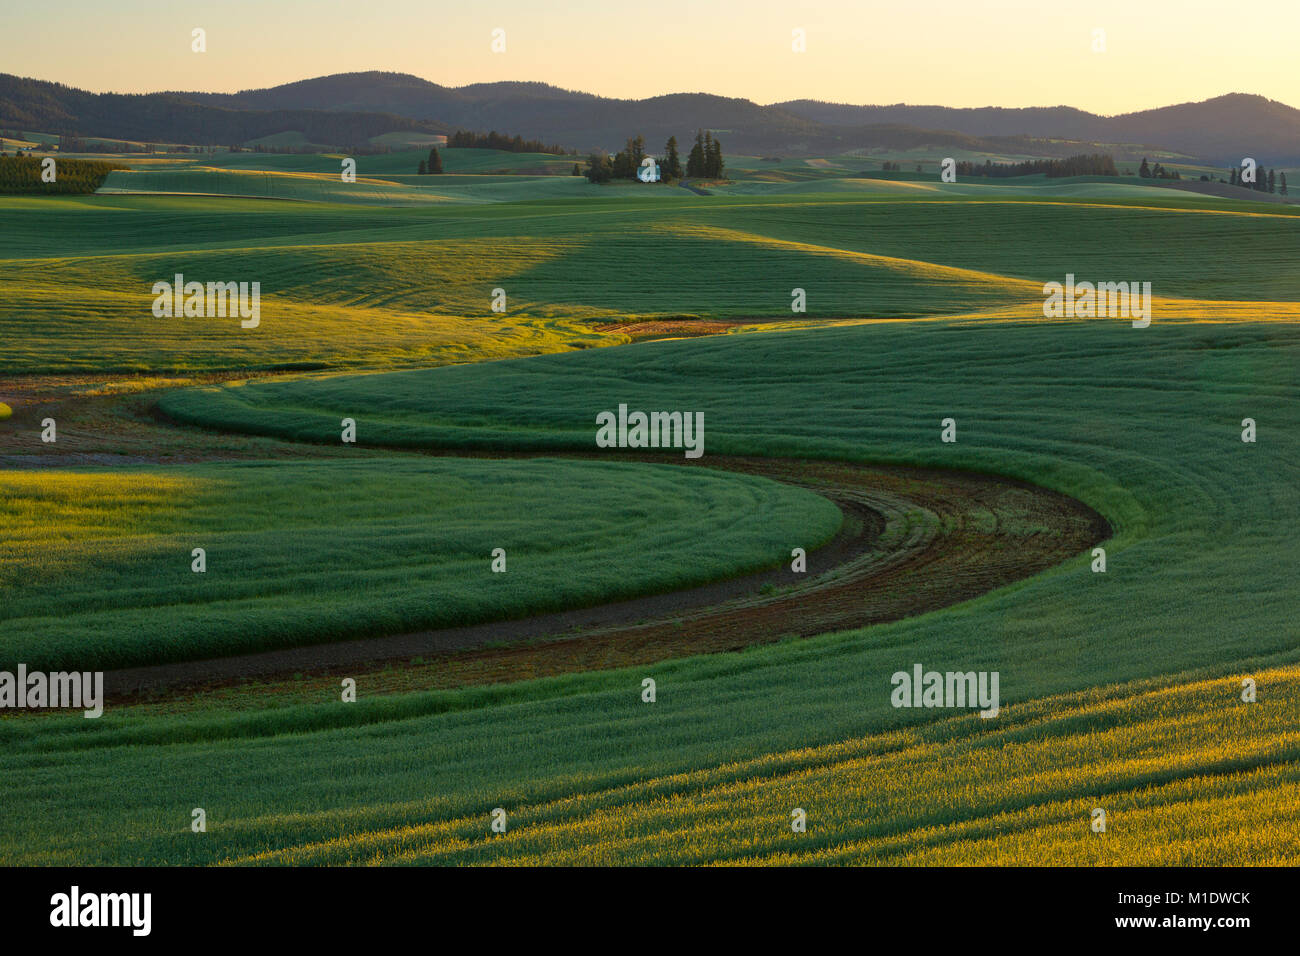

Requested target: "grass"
[
  {"left": 217, "top": 665, "right": 1300, "bottom": 866},
  {"left": 93, "top": 148, "right": 585, "bottom": 204},
  {"left": 96, "top": 167, "right": 457, "bottom": 205},
  {"left": 0, "top": 457, "right": 841, "bottom": 672},
  {"left": 3, "top": 182, "right": 1297, "bottom": 373},
  {"left": 161, "top": 147, "right": 579, "bottom": 177},
  {"left": 0, "top": 316, "right": 1287, "bottom": 864},
  {"left": 2, "top": 171, "right": 1297, "bottom": 866},
  {"left": 1, "top": 629, "right": 1293, "bottom": 865}
]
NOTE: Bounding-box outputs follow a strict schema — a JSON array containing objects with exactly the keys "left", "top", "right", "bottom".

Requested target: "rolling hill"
[
  {"left": 0, "top": 73, "right": 447, "bottom": 149},
  {"left": 8, "top": 70, "right": 1298, "bottom": 162},
  {"left": 776, "top": 93, "right": 1300, "bottom": 165},
  {"left": 186, "top": 72, "right": 1300, "bottom": 162}
]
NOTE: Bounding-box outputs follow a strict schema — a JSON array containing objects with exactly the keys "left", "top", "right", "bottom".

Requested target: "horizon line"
[{"left": 6, "top": 70, "right": 1296, "bottom": 119}]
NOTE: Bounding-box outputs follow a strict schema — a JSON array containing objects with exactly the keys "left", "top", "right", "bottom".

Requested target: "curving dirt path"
[
  {"left": 2, "top": 378, "right": 1109, "bottom": 699},
  {"left": 103, "top": 451, "right": 1109, "bottom": 697}
]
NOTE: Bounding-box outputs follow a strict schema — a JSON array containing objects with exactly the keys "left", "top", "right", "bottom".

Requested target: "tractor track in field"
[
  {"left": 100, "top": 451, "right": 1109, "bottom": 699},
  {"left": 0, "top": 378, "right": 1109, "bottom": 700}
]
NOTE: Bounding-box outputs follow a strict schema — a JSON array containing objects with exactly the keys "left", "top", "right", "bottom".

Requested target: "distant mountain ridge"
[
  {"left": 0, "top": 73, "right": 446, "bottom": 149},
  {"left": 774, "top": 94, "right": 1300, "bottom": 165},
  {"left": 176, "top": 74, "right": 1300, "bottom": 163},
  {"left": 4, "top": 70, "right": 1298, "bottom": 163}
]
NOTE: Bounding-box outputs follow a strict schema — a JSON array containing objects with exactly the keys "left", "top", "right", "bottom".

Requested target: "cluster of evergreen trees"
[
  {"left": 584, "top": 130, "right": 724, "bottom": 184},
  {"left": 684, "top": 130, "right": 724, "bottom": 178},
  {"left": 446, "top": 130, "right": 571, "bottom": 155},
  {"left": 417, "top": 147, "right": 443, "bottom": 174},
  {"left": 956, "top": 154, "right": 1118, "bottom": 178},
  {"left": 1136, "top": 158, "right": 1181, "bottom": 179},
  {"left": 1226, "top": 164, "right": 1287, "bottom": 194},
  {"left": 0, "top": 155, "right": 126, "bottom": 194},
  {"left": 584, "top": 134, "right": 650, "bottom": 183}
]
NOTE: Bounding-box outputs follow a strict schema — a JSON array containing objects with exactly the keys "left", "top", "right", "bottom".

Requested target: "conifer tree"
[
  {"left": 705, "top": 136, "right": 724, "bottom": 179},
  {"left": 626, "top": 135, "right": 646, "bottom": 170},
  {"left": 584, "top": 152, "right": 613, "bottom": 183},
  {"left": 686, "top": 130, "right": 706, "bottom": 177},
  {"left": 663, "top": 136, "right": 682, "bottom": 180}
]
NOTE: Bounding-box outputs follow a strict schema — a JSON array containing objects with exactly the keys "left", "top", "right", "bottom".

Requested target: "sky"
[{"left": 2, "top": 0, "right": 1297, "bottom": 114}]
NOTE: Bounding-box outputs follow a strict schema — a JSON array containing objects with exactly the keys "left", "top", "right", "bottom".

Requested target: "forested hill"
[{"left": 0, "top": 73, "right": 446, "bottom": 148}]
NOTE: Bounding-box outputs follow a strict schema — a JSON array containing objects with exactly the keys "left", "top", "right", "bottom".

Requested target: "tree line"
[
  {"left": 955, "top": 154, "right": 1119, "bottom": 178},
  {"left": 0, "top": 155, "right": 127, "bottom": 194},
  {"left": 1137, "top": 158, "right": 1182, "bottom": 179},
  {"left": 446, "top": 130, "right": 572, "bottom": 155},
  {"left": 583, "top": 130, "right": 724, "bottom": 184},
  {"left": 1226, "top": 164, "right": 1286, "bottom": 194}
]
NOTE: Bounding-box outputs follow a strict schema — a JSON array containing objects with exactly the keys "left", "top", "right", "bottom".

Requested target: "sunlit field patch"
[{"left": 4, "top": 185, "right": 1296, "bottom": 372}]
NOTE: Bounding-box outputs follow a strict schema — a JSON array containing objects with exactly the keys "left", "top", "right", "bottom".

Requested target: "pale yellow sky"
[{"left": 1, "top": 0, "right": 1296, "bottom": 113}]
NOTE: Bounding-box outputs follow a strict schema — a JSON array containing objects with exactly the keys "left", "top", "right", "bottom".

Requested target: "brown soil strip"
[{"left": 102, "top": 454, "right": 1108, "bottom": 700}]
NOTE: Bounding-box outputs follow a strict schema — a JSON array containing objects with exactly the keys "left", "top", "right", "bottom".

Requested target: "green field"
[
  {"left": 195, "top": 147, "right": 576, "bottom": 177},
  {"left": 3, "top": 174, "right": 1297, "bottom": 373},
  {"left": 161, "top": 319, "right": 1300, "bottom": 687},
  {"left": 2, "top": 317, "right": 1295, "bottom": 864},
  {"left": 1, "top": 159, "right": 1297, "bottom": 866},
  {"left": 0, "top": 458, "right": 839, "bottom": 672},
  {"left": 96, "top": 167, "right": 458, "bottom": 205}
]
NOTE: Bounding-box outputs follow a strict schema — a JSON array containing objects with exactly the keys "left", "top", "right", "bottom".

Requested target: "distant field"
[
  {"left": 97, "top": 167, "right": 455, "bottom": 205},
  {"left": 242, "top": 131, "right": 334, "bottom": 151},
  {"left": 0, "top": 197, "right": 618, "bottom": 373},
  {"left": 92, "top": 147, "right": 578, "bottom": 179},
  {"left": 3, "top": 182, "right": 1298, "bottom": 373},
  {"left": 0, "top": 457, "right": 840, "bottom": 672},
  {"left": 367, "top": 132, "right": 447, "bottom": 149}
]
